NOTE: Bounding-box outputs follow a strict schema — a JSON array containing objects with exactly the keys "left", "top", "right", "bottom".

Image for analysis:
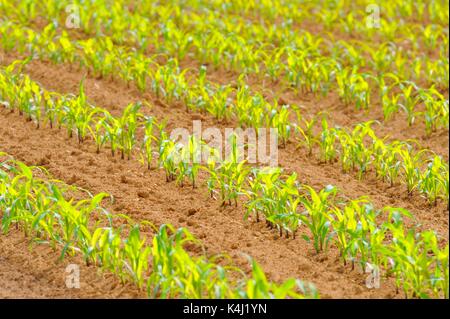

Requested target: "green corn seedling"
[{"left": 300, "top": 185, "right": 337, "bottom": 253}]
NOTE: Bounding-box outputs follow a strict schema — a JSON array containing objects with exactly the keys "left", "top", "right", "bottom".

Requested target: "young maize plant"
[
  {"left": 398, "top": 148, "right": 428, "bottom": 196},
  {"left": 160, "top": 20, "right": 194, "bottom": 60},
  {"left": 312, "top": 59, "right": 336, "bottom": 97},
  {"left": 270, "top": 184, "right": 302, "bottom": 239},
  {"left": 423, "top": 25, "right": 443, "bottom": 50},
  {"left": 187, "top": 83, "right": 210, "bottom": 114},
  {"left": 58, "top": 33, "right": 76, "bottom": 67},
  {"left": 233, "top": 85, "right": 266, "bottom": 128},
  {"left": 424, "top": 232, "right": 449, "bottom": 299},
  {"left": 372, "top": 139, "right": 403, "bottom": 187},
  {"left": 207, "top": 158, "right": 249, "bottom": 207},
  {"left": 168, "top": 64, "right": 190, "bottom": 105},
  {"left": 349, "top": 203, "right": 383, "bottom": 273},
  {"left": 130, "top": 54, "right": 153, "bottom": 93},
  {"left": 42, "top": 91, "right": 63, "bottom": 129},
  {"left": 186, "top": 135, "right": 202, "bottom": 188},
  {"left": 267, "top": 104, "right": 292, "bottom": 148},
  {"left": 398, "top": 82, "right": 421, "bottom": 126},
  {"left": 440, "top": 164, "right": 450, "bottom": 210},
  {"left": 242, "top": 259, "right": 318, "bottom": 299},
  {"left": 334, "top": 41, "right": 364, "bottom": 69},
  {"left": 172, "top": 135, "right": 203, "bottom": 188},
  {"left": 329, "top": 198, "right": 381, "bottom": 269},
  {"left": 263, "top": 48, "right": 285, "bottom": 82},
  {"left": 418, "top": 87, "right": 449, "bottom": 136},
  {"left": 0, "top": 59, "right": 30, "bottom": 111},
  {"left": 148, "top": 224, "right": 215, "bottom": 298},
  {"left": 151, "top": 65, "right": 166, "bottom": 100},
  {"left": 209, "top": 85, "right": 234, "bottom": 122},
  {"left": 418, "top": 156, "right": 448, "bottom": 206},
  {"left": 83, "top": 110, "right": 114, "bottom": 157},
  {"left": 378, "top": 19, "right": 400, "bottom": 42},
  {"left": 299, "top": 185, "right": 337, "bottom": 253},
  {"left": 426, "top": 56, "right": 450, "bottom": 91},
  {"left": 150, "top": 60, "right": 188, "bottom": 104},
  {"left": 335, "top": 67, "right": 353, "bottom": 106},
  {"left": 140, "top": 115, "right": 157, "bottom": 170},
  {"left": 336, "top": 67, "right": 371, "bottom": 111},
  {"left": 89, "top": 114, "right": 108, "bottom": 154},
  {"left": 122, "top": 224, "right": 152, "bottom": 288},
  {"left": 0, "top": 158, "right": 42, "bottom": 235},
  {"left": 205, "top": 147, "right": 220, "bottom": 199},
  {"left": 246, "top": 168, "right": 301, "bottom": 238},
  {"left": 176, "top": 148, "right": 190, "bottom": 188},
  {"left": 349, "top": 73, "right": 371, "bottom": 111},
  {"left": 337, "top": 130, "right": 356, "bottom": 174},
  {"left": 367, "top": 43, "right": 396, "bottom": 74},
  {"left": 295, "top": 115, "right": 317, "bottom": 156},
  {"left": 207, "top": 134, "right": 250, "bottom": 207},
  {"left": 17, "top": 75, "right": 42, "bottom": 128},
  {"left": 32, "top": 23, "right": 57, "bottom": 60},
  {"left": 233, "top": 80, "right": 251, "bottom": 126},
  {"left": 117, "top": 102, "right": 143, "bottom": 160},
  {"left": 245, "top": 167, "right": 282, "bottom": 223},
  {"left": 319, "top": 118, "right": 338, "bottom": 163},
  {"left": 286, "top": 53, "right": 331, "bottom": 95},
  {"left": 381, "top": 92, "right": 401, "bottom": 122},
  {"left": 149, "top": 224, "right": 238, "bottom": 298},
  {"left": 48, "top": 186, "right": 111, "bottom": 260},
  {"left": 79, "top": 37, "right": 116, "bottom": 79},
  {"left": 383, "top": 220, "right": 448, "bottom": 298},
  {"left": 71, "top": 82, "right": 102, "bottom": 144},
  {"left": 377, "top": 72, "right": 401, "bottom": 121},
  {"left": 159, "top": 139, "right": 181, "bottom": 183},
  {"left": 337, "top": 122, "right": 376, "bottom": 179}
]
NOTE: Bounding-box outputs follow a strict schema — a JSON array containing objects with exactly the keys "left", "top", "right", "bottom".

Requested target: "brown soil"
[{"left": 1, "top": 52, "right": 448, "bottom": 298}]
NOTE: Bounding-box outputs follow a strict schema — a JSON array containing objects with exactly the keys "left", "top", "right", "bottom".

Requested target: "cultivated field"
[{"left": 0, "top": 0, "right": 448, "bottom": 299}]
